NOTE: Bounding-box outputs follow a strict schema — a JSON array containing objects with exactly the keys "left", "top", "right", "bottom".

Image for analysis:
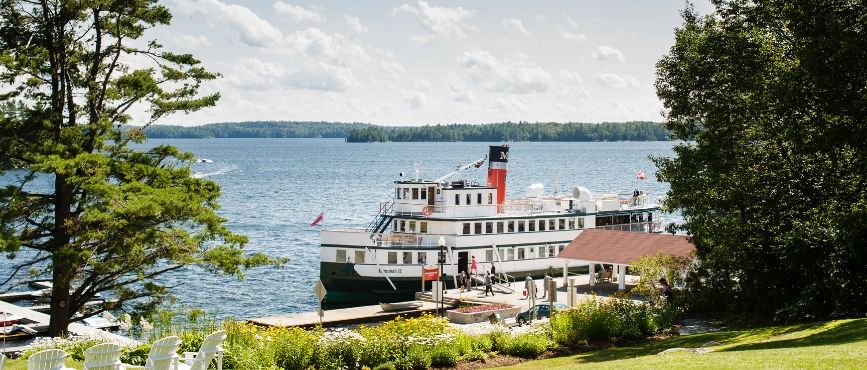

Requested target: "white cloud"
[
  {"left": 274, "top": 2, "right": 323, "bottom": 22},
  {"left": 502, "top": 18, "right": 529, "bottom": 35},
  {"left": 595, "top": 71, "right": 639, "bottom": 88},
  {"left": 227, "top": 58, "right": 356, "bottom": 92},
  {"left": 283, "top": 28, "right": 367, "bottom": 66},
  {"left": 344, "top": 15, "right": 369, "bottom": 34},
  {"left": 392, "top": 1, "right": 476, "bottom": 42},
  {"left": 492, "top": 96, "right": 527, "bottom": 113},
  {"left": 591, "top": 45, "right": 626, "bottom": 62},
  {"left": 449, "top": 82, "right": 476, "bottom": 103},
  {"left": 175, "top": 34, "right": 212, "bottom": 48},
  {"left": 169, "top": 0, "right": 283, "bottom": 47},
  {"left": 458, "top": 50, "right": 552, "bottom": 94},
  {"left": 533, "top": 15, "right": 546, "bottom": 22},
  {"left": 560, "top": 70, "right": 583, "bottom": 85},
  {"left": 563, "top": 13, "right": 580, "bottom": 29},
  {"left": 403, "top": 91, "right": 428, "bottom": 109},
  {"left": 561, "top": 32, "right": 587, "bottom": 42}
]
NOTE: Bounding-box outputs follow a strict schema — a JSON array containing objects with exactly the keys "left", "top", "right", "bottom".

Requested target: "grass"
[
  {"left": 2, "top": 358, "right": 83, "bottom": 370},
  {"left": 496, "top": 318, "right": 867, "bottom": 370}
]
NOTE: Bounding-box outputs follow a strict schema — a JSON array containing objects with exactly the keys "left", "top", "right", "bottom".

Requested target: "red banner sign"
[{"left": 422, "top": 267, "right": 440, "bottom": 281}]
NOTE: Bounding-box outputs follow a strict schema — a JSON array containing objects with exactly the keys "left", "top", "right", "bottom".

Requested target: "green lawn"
[{"left": 497, "top": 318, "right": 867, "bottom": 370}]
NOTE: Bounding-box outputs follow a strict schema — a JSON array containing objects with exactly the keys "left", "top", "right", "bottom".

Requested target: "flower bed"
[{"left": 447, "top": 303, "right": 520, "bottom": 324}]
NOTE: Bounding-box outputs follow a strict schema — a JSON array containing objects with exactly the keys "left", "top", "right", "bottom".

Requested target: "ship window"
[
  {"left": 388, "top": 252, "right": 397, "bottom": 264},
  {"left": 477, "top": 193, "right": 482, "bottom": 204},
  {"left": 508, "top": 221, "right": 515, "bottom": 233},
  {"left": 399, "top": 220, "right": 406, "bottom": 232},
  {"left": 539, "top": 220, "right": 546, "bottom": 231},
  {"left": 336, "top": 249, "right": 347, "bottom": 263},
  {"left": 355, "top": 250, "right": 365, "bottom": 264},
  {"left": 420, "top": 221, "right": 428, "bottom": 233},
  {"left": 486, "top": 250, "right": 493, "bottom": 262},
  {"left": 568, "top": 218, "right": 575, "bottom": 229},
  {"left": 409, "top": 220, "right": 416, "bottom": 232},
  {"left": 518, "top": 221, "right": 525, "bottom": 232},
  {"left": 486, "top": 222, "right": 493, "bottom": 233},
  {"left": 507, "top": 249, "right": 515, "bottom": 260},
  {"left": 559, "top": 218, "right": 566, "bottom": 230},
  {"left": 466, "top": 193, "right": 471, "bottom": 205},
  {"left": 455, "top": 194, "right": 460, "bottom": 205},
  {"left": 528, "top": 220, "right": 536, "bottom": 232},
  {"left": 517, "top": 248, "right": 525, "bottom": 260},
  {"left": 548, "top": 245, "right": 556, "bottom": 257},
  {"left": 549, "top": 219, "right": 556, "bottom": 230},
  {"left": 403, "top": 252, "right": 412, "bottom": 264},
  {"left": 396, "top": 188, "right": 401, "bottom": 199},
  {"left": 538, "top": 246, "right": 546, "bottom": 258},
  {"left": 500, "top": 248, "right": 509, "bottom": 261},
  {"left": 488, "top": 193, "right": 493, "bottom": 204},
  {"left": 403, "top": 188, "right": 409, "bottom": 199},
  {"left": 558, "top": 245, "right": 565, "bottom": 255},
  {"left": 417, "top": 252, "right": 427, "bottom": 264},
  {"left": 474, "top": 222, "right": 482, "bottom": 234},
  {"left": 437, "top": 188, "right": 441, "bottom": 194},
  {"left": 420, "top": 188, "right": 427, "bottom": 199},
  {"left": 412, "top": 188, "right": 419, "bottom": 200},
  {"left": 577, "top": 218, "right": 585, "bottom": 229},
  {"left": 462, "top": 223, "right": 470, "bottom": 235},
  {"left": 496, "top": 222, "right": 503, "bottom": 233}
]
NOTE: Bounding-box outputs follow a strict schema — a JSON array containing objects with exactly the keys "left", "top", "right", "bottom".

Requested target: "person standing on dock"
[
  {"left": 470, "top": 256, "right": 478, "bottom": 275},
  {"left": 540, "top": 273, "right": 552, "bottom": 299},
  {"left": 484, "top": 272, "right": 494, "bottom": 296}
]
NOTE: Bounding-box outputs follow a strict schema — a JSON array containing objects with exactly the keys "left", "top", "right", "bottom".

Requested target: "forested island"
[{"left": 141, "top": 121, "right": 670, "bottom": 141}]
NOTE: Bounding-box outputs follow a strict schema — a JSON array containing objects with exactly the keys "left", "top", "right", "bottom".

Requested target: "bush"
[
  {"left": 121, "top": 344, "right": 151, "bottom": 366},
  {"left": 551, "top": 295, "right": 681, "bottom": 347},
  {"left": 394, "top": 346, "right": 430, "bottom": 370},
  {"left": 315, "top": 328, "right": 365, "bottom": 370},
  {"left": 488, "top": 329, "right": 512, "bottom": 352},
  {"left": 273, "top": 328, "right": 316, "bottom": 370},
  {"left": 503, "top": 333, "right": 550, "bottom": 359},
  {"left": 429, "top": 343, "right": 459, "bottom": 367}
]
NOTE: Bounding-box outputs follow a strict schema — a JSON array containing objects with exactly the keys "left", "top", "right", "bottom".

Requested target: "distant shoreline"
[{"left": 135, "top": 121, "right": 671, "bottom": 142}]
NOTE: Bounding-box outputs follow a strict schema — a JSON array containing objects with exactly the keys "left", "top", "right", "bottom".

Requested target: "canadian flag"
[
  {"left": 309, "top": 212, "right": 324, "bottom": 227},
  {"left": 636, "top": 170, "right": 647, "bottom": 181}
]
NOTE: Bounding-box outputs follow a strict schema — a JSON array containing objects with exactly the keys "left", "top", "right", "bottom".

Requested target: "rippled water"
[{"left": 1, "top": 139, "right": 676, "bottom": 320}]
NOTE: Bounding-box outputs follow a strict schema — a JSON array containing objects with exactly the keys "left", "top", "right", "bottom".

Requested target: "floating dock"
[{"left": 248, "top": 300, "right": 450, "bottom": 329}]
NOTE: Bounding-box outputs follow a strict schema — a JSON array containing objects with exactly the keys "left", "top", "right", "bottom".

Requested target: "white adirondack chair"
[
  {"left": 177, "top": 331, "right": 226, "bottom": 370},
  {"left": 27, "top": 349, "right": 72, "bottom": 370},
  {"left": 122, "top": 336, "right": 180, "bottom": 370},
  {"left": 1, "top": 353, "right": 6, "bottom": 370},
  {"left": 84, "top": 343, "right": 122, "bottom": 370}
]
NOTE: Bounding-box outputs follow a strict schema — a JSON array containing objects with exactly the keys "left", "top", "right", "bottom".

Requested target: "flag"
[
  {"left": 473, "top": 158, "right": 485, "bottom": 168},
  {"left": 636, "top": 170, "right": 647, "bottom": 181},
  {"left": 310, "top": 212, "right": 324, "bottom": 227}
]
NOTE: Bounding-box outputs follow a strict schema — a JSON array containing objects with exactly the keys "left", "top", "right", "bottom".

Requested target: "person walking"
[
  {"left": 524, "top": 274, "right": 534, "bottom": 300},
  {"left": 540, "top": 273, "right": 552, "bottom": 299},
  {"left": 470, "top": 256, "right": 478, "bottom": 275},
  {"left": 484, "top": 272, "right": 494, "bottom": 296}
]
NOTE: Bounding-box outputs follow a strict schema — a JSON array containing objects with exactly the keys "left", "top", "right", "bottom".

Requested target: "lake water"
[{"left": 1, "top": 139, "right": 676, "bottom": 320}]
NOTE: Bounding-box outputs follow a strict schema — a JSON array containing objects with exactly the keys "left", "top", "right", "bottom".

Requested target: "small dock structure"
[{"left": 249, "top": 300, "right": 447, "bottom": 329}]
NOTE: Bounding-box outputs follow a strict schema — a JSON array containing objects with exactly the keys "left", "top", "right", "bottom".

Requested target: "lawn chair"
[
  {"left": 84, "top": 343, "right": 122, "bottom": 370},
  {"left": 27, "top": 349, "right": 72, "bottom": 370},
  {"left": 122, "top": 336, "right": 181, "bottom": 370},
  {"left": 1, "top": 354, "right": 6, "bottom": 370},
  {"left": 177, "top": 330, "right": 227, "bottom": 370}
]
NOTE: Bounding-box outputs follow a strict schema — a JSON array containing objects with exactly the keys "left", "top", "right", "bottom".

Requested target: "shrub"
[
  {"left": 394, "top": 346, "right": 430, "bottom": 370},
  {"left": 315, "top": 328, "right": 365, "bottom": 370},
  {"left": 23, "top": 335, "right": 109, "bottom": 361},
  {"left": 121, "top": 344, "right": 151, "bottom": 366},
  {"left": 429, "top": 343, "right": 459, "bottom": 367},
  {"left": 272, "top": 327, "right": 316, "bottom": 370},
  {"left": 503, "top": 333, "right": 551, "bottom": 359},
  {"left": 488, "top": 329, "right": 512, "bottom": 353}
]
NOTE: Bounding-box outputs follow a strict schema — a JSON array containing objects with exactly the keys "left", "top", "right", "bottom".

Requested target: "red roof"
[{"left": 558, "top": 229, "right": 695, "bottom": 265}]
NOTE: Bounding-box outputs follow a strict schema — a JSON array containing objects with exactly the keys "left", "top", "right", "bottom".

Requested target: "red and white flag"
[
  {"left": 309, "top": 212, "right": 324, "bottom": 227},
  {"left": 636, "top": 170, "right": 647, "bottom": 181}
]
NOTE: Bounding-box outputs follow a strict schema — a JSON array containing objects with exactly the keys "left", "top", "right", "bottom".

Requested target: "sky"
[{"left": 148, "top": 0, "right": 714, "bottom": 126}]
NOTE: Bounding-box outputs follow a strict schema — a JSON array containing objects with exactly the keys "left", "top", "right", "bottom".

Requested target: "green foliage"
[
  {"left": 345, "top": 121, "right": 670, "bottom": 142},
  {"left": 550, "top": 296, "right": 678, "bottom": 347},
  {"left": 272, "top": 328, "right": 316, "bottom": 370},
  {"left": 121, "top": 344, "right": 152, "bottom": 366},
  {"left": 629, "top": 253, "right": 691, "bottom": 301},
  {"left": 503, "top": 333, "right": 552, "bottom": 359},
  {"left": 654, "top": 0, "right": 867, "bottom": 321},
  {"left": 142, "top": 121, "right": 371, "bottom": 139},
  {"left": 0, "top": 0, "right": 283, "bottom": 335}
]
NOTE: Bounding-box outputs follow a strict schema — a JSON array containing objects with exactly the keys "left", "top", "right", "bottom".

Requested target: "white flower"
[{"left": 139, "top": 317, "right": 153, "bottom": 332}]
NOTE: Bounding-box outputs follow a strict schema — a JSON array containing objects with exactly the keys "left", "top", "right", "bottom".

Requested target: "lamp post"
[{"left": 438, "top": 235, "right": 446, "bottom": 318}]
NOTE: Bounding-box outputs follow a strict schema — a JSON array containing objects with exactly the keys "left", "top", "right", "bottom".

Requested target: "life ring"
[{"left": 422, "top": 206, "right": 433, "bottom": 216}]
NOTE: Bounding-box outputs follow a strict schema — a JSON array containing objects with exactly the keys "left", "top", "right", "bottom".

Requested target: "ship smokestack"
[{"left": 487, "top": 145, "right": 509, "bottom": 212}]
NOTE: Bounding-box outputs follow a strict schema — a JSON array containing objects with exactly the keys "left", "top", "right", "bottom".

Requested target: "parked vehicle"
[{"left": 516, "top": 303, "right": 569, "bottom": 325}]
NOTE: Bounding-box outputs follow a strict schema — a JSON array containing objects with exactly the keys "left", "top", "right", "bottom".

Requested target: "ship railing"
[
  {"left": 377, "top": 233, "right": 457, "bottom": 248},
  {"left": 595, "top": 221, "right": 662, "bottom": 233}
]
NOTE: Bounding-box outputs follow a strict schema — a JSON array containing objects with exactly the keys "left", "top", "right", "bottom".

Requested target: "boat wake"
[{"left": 192, "top": 164, "right": 238, "bottom": 178}]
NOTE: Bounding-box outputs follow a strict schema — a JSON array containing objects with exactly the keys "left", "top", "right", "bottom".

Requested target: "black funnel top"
[{"left": 489, "top": 145, "right": 509, "bottom": 163}]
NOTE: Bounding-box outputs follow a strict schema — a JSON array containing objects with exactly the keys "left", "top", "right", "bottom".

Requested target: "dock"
[
  {"left": 249, "top": 300, "right": 451, "bottom": 329},
  {"left": 0, "top": 300, "right": 140, "bottom": 355}
]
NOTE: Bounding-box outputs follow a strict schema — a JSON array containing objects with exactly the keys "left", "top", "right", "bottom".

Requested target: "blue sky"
[{"left": 151, "top": 0, "right": 714, "bottom": 126}]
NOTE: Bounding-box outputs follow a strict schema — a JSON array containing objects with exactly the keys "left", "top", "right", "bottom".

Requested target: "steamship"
[{"left": 319, "top": 145, "right": 661, "bottom": 303}]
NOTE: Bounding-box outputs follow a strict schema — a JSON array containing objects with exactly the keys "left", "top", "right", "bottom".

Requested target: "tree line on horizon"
[{"left": 139, "top": 120, "right": 671, "bottom": 141}]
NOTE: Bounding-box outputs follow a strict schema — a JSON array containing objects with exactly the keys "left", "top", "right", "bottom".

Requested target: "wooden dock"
[
  {"left": 249, "top": 301, "right": 451, "bottom": 329},
  {"left": 0, "top": 300, "right": 140, "bottom": 354}
]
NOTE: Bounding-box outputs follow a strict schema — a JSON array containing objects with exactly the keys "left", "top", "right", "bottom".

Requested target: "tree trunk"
[{"left": 48, "top": 257, "right": 72, "bottom": 337}]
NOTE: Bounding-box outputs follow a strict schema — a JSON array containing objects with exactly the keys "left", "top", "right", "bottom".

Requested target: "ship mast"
[{"left": 434, "top": 157, "right": 486, "bottom": 183}]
